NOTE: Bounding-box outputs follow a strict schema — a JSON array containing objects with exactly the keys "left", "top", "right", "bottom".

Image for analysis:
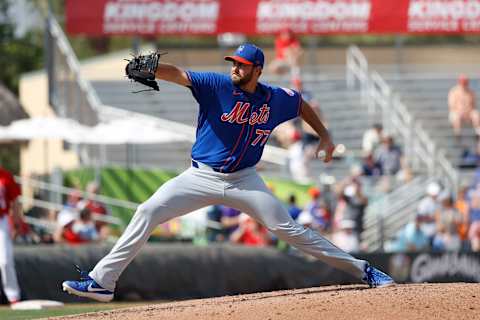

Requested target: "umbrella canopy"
[
  {"left": 0, "top": 117, "right": 188, "bottom": 145},
  {"left": 4, "top": 117, "right": 89, "bottom": 142},
  {"left": 85, "top": 119, "right": 186, "bottom": 144}
]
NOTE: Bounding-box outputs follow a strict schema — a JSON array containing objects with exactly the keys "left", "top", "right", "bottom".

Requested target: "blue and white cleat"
[
  {"left": 363, "top": 265, "right": 395, "bottom": 288},
  {"left": 62, "top": 266, "right": 113, "bottom": 302}
]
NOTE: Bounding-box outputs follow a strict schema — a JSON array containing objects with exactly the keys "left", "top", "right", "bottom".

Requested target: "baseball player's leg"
[
  {"left": 0, "top": 216, "right": 21, "bottom": 302},
  {"left": 223, "top": 170, "right": 366, "bottom": 280},
  {"left": 89, "top": 168, "right": 222, "bottom": 291}
]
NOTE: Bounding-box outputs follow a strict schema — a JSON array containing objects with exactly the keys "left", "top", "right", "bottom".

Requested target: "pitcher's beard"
[{"left": 231, "top": 72, "right": 253, "bottom": 86}]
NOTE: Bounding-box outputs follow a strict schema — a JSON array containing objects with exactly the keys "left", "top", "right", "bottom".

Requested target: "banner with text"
[
  {"left": 66, "top": 0, "right": 480, "bottom": 36},
  {"left": 361, "top": 252, "right": 480, "bottom": 283}
]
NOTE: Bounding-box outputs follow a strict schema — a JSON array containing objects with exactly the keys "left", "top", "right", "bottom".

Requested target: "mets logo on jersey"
[
  {"left": 221, "top": 102, "right": 270, "bottom": 125},
  {"left": 281, "top": 87, "right": 295, "bottom": 96}
]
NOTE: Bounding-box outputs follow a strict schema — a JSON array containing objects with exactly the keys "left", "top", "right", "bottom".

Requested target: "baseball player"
[
  {"left": 0, "top": 165, "right": 22, "bottom": 304},
  {"left": 62, "top": 43, "right": 394, "bottom": 302}
]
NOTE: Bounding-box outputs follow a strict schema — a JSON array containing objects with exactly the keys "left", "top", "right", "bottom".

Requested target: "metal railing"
[
  {"left": 346, "top": 45, "right": 460, "bottom": 251},
  {"left": 346, "top": 45, "right": 459, "bottom": 193},
  {"left": 46, "top": 14, "right": 99, "bottom": 125},
  {"left": 16, "top": 175, "right": 129, "bottom": 228},
  {"left": 361, "top": 176, "right": 434, "bottom": 251},
  {"left": 346, "top": 45, "right": 369, "bottom": 104}
]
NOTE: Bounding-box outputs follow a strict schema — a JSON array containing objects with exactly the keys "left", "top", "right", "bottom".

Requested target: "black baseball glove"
[{"left": 125, "top": 52, "right": 165, "bottom": 92}]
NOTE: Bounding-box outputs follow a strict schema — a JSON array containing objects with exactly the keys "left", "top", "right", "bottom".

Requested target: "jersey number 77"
[{"left": 251, "top": 129, "right": 271, "bottom": 146}]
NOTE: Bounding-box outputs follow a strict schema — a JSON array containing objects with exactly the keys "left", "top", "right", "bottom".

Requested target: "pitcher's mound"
[{"left": 56, "top": 283, "right": 479, "bottom": 320}]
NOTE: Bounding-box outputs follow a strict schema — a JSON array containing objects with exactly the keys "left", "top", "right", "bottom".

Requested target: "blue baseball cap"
[{"left": 225, "top": 43, "right": 264, "bottom": 68}]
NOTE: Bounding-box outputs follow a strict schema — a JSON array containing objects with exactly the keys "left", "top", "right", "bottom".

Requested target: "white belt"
[{"left": 191, "top": 159, "right": 221, "bottom": 172}]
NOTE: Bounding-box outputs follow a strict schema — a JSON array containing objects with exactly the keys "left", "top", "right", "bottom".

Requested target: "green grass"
[
  {"left": 263, "top": 176, "right": 314, "bottom": 206},
  {"left": 0, "top": 302, "right": 145, "bottom": 320}
]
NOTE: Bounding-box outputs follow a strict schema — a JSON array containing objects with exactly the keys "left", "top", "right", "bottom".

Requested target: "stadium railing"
[
  {"left": 16, "top": 175, "right": 128, "bottom": 230},
  {"left": 361, "top": 176, "right": 435, "bottom": 251},
  {"left": 347, "top": 46, "right": 459, "bottom": 251},
  {"left": 346, "top": 45, "right": 459, "bottom": 192}
]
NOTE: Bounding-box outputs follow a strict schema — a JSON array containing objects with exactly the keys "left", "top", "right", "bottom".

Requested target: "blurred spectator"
[
  {"left": 297, "top": 209, "right": 313, "bottom": 228},
  {"left": 53, "top": 209, "right": 83, "bottom": 244},
  {"left": 71, "top": 207, "right": 99, "bottom": 243},
  {"left": 395, "top": 159, "right": 414, "bottom": 186},
  {"left": 331, "top": 220, "right": 360, "bottom": 253},
  {"left": 287, "top": 92, "right": 327, "bottom": 184},
  {"left": 65, "top": 189, "right": 82, "bottom": 209},
  {"left": 389, "top": 215, "right": 430, "bottom": 252},
  {"left": 268, "top": 27, "right": 303, "bottom": 90},
  {"left": 374, "top": 135, "right": 402, "bottom": 176},
  {"left": 432, "top": 196, "right": 463, "bottom": 252},
  {"left": 205, "top": 205, "right": 224, "bottom": 242},
  {"left": 304, "top": 187, "right": 331, "bottom": 232},
  {"left": 448, "top": 74, "right": 480, "bottom": 139},
  {"left": 318, "top": 175, "right": 337, "bottom": 215},
  {"left": 55, "top": 191, "right": 100, "bottom": 245},
  {"left": 57, "top": 189, "right": 82, "bottom": 236},
  {"left": 472, "top": 164, "right": 480, "bottom": 188},
  {"left": 288, "top": 130, "right": 311, "bottom": 184},
  {"left": 288, "top": 129, "right": 311, "bottom": 184},
  {"left": 37, "top": 209, "right": 57, "bottom": 244},
  {"left": 455, "top": 185, "right": 471, "bottom": 247},
  {"left": 0, "top": 165, "right": 22, "bottom": 304},
  {"left": 361, "top": 153, "right": 383, "bottom": 178},
  {"left": 467, "top": 185, "right": 480, "bottom": 252},
  {"left": 230, "top": 214, "right": 271, "bottom": 247},
  {"left": 287, "top": 194, "right": 302, "bottom": 221},
  {"left": 460, "top": 140, "right": 480, "bottom": 168},
  {"left": 341, "top": 179, "right": 368, "bottom": 241},
  {"left": 333, "top": 192, "right": 348, "bottom": 232},
  {"left": 417, "top": 182, "right": 442, "bottom": 241},
  {"left": 78, "top": 181, "right": 111, "bottom": 240},
  {"left": 220, "top": 206, "right": 242, "bottom": 239},
  {"left": 8, "top": 215, "right": 39, "bottom": 245},
  {"left": 362, "top": 123, "right": 383, "bottom": 155},
  {"left": 272, "top": 121, "right": 297, "bottom": 149}
]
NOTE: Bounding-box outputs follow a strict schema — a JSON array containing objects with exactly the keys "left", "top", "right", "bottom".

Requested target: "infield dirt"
[{"left": 52, "top": 283, "right": 479, "bottom": 320}]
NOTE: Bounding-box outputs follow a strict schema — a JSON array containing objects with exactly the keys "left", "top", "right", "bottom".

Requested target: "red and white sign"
[
  {"left": 67, "top": 0, "right": 220, "bottom": 35},
  {"left": 103, "top": 0, "right": 219, "bottom": 34},
  {"left": 256, "top": 0, "right": 372, "bottom": 34},
  {"left": 66, "top": 0, "right": 480, "bottom": 35},
  {"left": 408, "top": 0, "right": 480, "bottom": 33}
]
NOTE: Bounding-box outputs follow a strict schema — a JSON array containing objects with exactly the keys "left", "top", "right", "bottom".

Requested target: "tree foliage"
[{"left": 0, "top": 1, "right": 43, "bottom": 94}]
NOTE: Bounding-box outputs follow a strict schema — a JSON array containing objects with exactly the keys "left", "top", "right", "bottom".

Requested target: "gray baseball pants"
[{"left": 90, "top": 165, "right": 367, "bottom": 291}]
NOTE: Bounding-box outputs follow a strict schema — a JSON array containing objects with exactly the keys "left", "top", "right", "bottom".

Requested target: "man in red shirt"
[
  {"left": 230, "top": 214, "right": 271, "bottom": 247},
  {"left": 268, "top": 27, "right": 304, "bottom": 90},
  {"left": 78, "top": 181, "right": 110, "bottom": 240},
  {"left": 0, "top": 166, "right": 22, "bottom": 304}
]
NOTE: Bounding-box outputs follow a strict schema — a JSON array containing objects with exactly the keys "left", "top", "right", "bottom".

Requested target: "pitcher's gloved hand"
[{"left": 125, "top": 52, "right": 165, "bottom": 92}]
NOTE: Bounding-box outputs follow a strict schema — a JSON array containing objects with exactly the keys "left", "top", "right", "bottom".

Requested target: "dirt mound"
[{"left": 55, "top": 283, "right": 479, "bottom": 320}]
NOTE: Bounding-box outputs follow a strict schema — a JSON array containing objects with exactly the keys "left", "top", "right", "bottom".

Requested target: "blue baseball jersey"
[{"left": 186, "top": 71, "right": 302, "bottom": 173}]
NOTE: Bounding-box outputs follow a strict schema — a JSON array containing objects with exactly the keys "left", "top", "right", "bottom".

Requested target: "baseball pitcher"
[{"left": 63, "top": 43, "right": 394, "bottom": 302}]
